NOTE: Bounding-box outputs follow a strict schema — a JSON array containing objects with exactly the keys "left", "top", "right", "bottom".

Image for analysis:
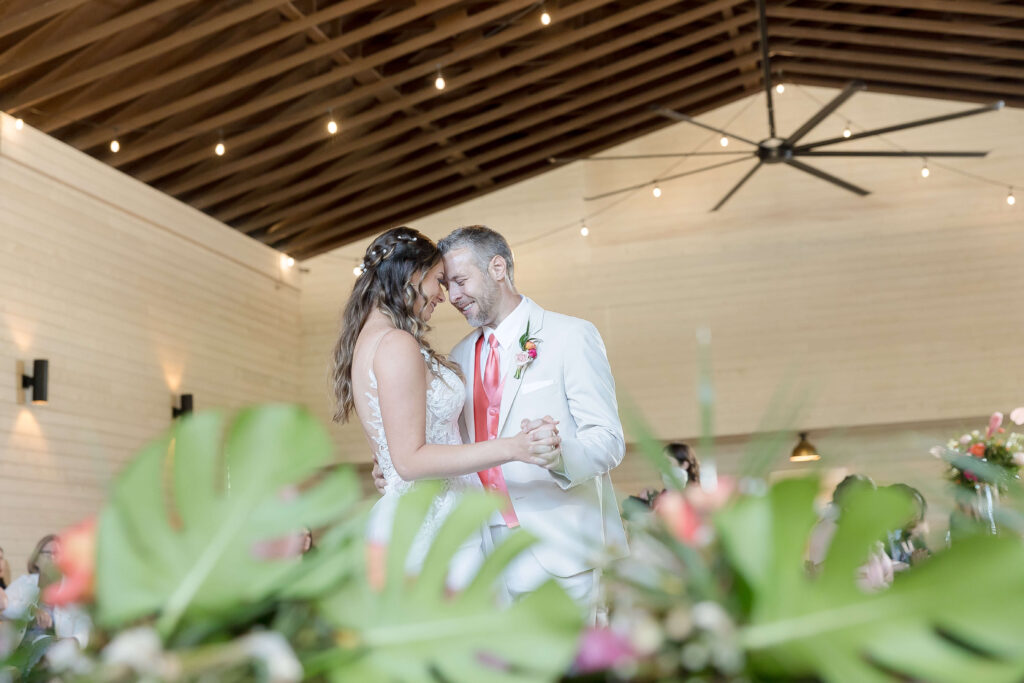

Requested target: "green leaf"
[
  {"left": 721, "top": 477, "right": 1024, "bottom": 682},
  {"left": 96, "top": 405, "right": 360, "bottom": 638},
  {"left": 318, "top": 487, "right": 582, "bottom": 682}
]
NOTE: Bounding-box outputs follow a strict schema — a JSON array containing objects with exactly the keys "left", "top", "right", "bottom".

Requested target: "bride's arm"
[{"left": 376, "top": 330, "right": 558, "bottom": 480}]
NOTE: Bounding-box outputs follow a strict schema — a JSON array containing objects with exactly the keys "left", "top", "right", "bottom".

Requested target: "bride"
[{"left": 331, "top": 227, "right": 561, "bottom": 590}]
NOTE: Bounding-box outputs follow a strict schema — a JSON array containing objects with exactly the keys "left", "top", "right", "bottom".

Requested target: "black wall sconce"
[
  {"left": 172, "top": 394, "right": 194, "bottom": 419},
  {"left": 17, "top": 359, "right": 48, "bottom": 405}
]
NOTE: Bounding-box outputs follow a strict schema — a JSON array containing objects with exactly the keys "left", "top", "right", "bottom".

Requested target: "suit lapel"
[{"left": 497, "top": 301, "right": 545, "bottom": 435}]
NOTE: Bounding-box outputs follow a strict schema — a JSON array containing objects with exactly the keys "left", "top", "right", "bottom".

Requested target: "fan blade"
[
  {"left": 797, "top": 150, "right": 988, "bottom": 158},
  {"left": 551, "top": 152, "right": 752, "bottom": 162},
  {"left": 712, "top": 161, "right": 763, "bottom": 212},
  {"left": 785, "top": 159, "right": 869, "bottom": 196},
  {"left": 785, "top": 81, "right": 864, "bottom": 146},
  {"left": 654, "top": 106, "right": 760, "bottom": 146},
  {"left": 583, "top": 156, "right": 753, "bottom": 201},
  {"left": 757, "top": 0, "right": 776, "bottom": 137},
  {"left": 795, "top": 101, "right": 1004, "bottom": 151}
]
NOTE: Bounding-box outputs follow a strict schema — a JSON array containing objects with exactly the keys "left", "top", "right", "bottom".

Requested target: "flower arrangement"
[{"left": 935, "top": 408, "right": 1024, "bottom": 492}]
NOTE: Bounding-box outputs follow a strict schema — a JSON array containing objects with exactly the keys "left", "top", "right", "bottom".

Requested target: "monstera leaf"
[
  {"left": 96, "top": 405, "right": 360, "bottom": 637},
  {"left": 717, "top": 477, "right": 1024, "bottom": 683},
  {"left": 314, "top": 483, "right": 583, "bottom": 683}
]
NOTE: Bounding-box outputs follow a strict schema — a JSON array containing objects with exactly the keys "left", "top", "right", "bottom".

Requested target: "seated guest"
[
  {"left": 884, "top": 483, "right": 930, "bottom": 566},
  {"left": 664, "top": 442, "right": 700, "bottom": 489},
  {"left": 0, "top": 545, "right": 11, "bottom": 589},
  {"left": 807, "top": 474, "right": 876, "bottom": 567}
]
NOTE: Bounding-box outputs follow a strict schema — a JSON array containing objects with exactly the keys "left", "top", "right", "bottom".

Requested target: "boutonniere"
[{"left": 513, "top": 322, "right": 540, "bottom": 379}]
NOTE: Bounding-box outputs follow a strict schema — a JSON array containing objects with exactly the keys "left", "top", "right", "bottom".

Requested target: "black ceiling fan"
[{"left": 568, "top": 0, "right": 1003, "bottom": 208}]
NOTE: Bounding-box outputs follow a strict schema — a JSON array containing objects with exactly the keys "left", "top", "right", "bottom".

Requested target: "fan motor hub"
[{"left": 757, "top": 137, "right": 792, "bottom": 163}]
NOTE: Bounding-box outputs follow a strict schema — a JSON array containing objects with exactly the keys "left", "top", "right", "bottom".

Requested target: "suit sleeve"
[{"left": 549, "top": 321, "right": 625, "bottom": 489}]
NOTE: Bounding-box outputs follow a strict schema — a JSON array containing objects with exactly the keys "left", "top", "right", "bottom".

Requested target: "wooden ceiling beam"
[
  {"left": 65, "top": 0, "right": 478, "bottom": 149},
  {"left": 4, "top": 0, "right": 289, "bottom": 112},
  {"left": 774, "top": 44, "right": 1024, "bottom": 82},
  {"left": 286, "top": 76, "right": 765, "bottom": 257},
  {"left": 775, "top": 59, "right": 1024, "bottom": 98},
  {"left": 274, "top": 53, "right": 763, "bottom": 251},
  {"left": 0, "top": 0, "right": 199, "bottom": 82},
  {"left": 784, "top": 72, "right": 1024, "bottom": 110},
  {"left": 116, "top": 0, "right": 579, "bottom": 172},
  {"left": 769, "top": 24, "right": 1024, "bottom": 64},
  {"left": 228, "top": 21, "right": 760, "bottom": 231},
  {"left": 38, "top": 0, "right": 374, "bottom": 135},
  {"left": 0, "top": 0, "right": 93, "bottom": 41},
  {"left": 131, "top": 0, "right": 665, "bottom": 182},
  {"left": 176, "top": 1, "right": 752, "bottom": 210},
  {"left": 833, "top": 0, "right": 1024, "bottom": 21},
  {"left": 767, "top": 5, "right": 1024, "bottom": 42}
]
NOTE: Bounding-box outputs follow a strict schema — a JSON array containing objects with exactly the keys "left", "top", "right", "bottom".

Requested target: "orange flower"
[
  {"left": 43, "top": 517, "right": 97, "bottom": 606},
  {"left": 524, "top": 341, "right": 536, "bottom": 351},
  {"left": 969, "top": 443, "right": 986, "bottom": 458}
]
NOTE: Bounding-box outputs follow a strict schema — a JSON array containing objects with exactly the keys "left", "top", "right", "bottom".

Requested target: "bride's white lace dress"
[{"left": 363, "top": 348, "right": 486, "bottom": 589}]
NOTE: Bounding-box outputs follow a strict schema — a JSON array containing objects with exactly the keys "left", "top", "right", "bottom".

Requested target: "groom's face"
[{"left": 443, "top": 247, "right": 499, "bottom": 328}]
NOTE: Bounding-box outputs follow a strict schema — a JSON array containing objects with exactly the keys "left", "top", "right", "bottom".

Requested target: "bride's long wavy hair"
[{"left": 331, "top": 227, "right": 460, "bottom": 423}]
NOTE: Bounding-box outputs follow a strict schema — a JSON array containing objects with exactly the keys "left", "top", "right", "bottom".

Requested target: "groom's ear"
[{"left": 488, "top": 255, "right": 508, "bottom": 282}]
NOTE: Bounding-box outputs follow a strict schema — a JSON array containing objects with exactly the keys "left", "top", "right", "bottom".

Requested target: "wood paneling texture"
[{"left": 0, "top": 113, "right": 301, "bottom": 577}]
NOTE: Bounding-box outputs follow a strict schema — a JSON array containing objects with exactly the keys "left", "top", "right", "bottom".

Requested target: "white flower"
[
  {"left": 930, "top": 446, "right": 945, "bottom": 459},
  {"left": 1011, "top": 407, "right": 1024, "bottom": 426},
  {"left": 46, "top": 638, "right": 93, "bottom": 675},
  {"left": 960, "top": 434, "right": 972, "bottom": 445},
  {"left": 242, "top": 632, "right": 303, "bottom": 683},
  {"left": 1013, "top": 452, "right": 1024, "bottom": 467}
]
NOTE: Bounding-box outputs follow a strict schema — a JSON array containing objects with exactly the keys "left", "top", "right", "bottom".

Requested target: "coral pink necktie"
[{"left": 474, "top": 333, "right": 519, "bottom": 527}]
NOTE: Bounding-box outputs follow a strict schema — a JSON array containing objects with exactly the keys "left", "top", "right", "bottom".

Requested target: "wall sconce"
[
  {"left": 790, "top": 432, "right": 821, "bottom": 462},
  {"left": 172, "top": 394, "right": 194, "bottom": 419},
  {"left": 17, "top": 359, "right": 48, "bottom": 405}
]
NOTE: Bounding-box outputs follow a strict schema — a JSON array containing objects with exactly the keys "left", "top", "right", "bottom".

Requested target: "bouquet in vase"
[{"left": 934, "top": 408, "right": 1024, "bottom": 494}]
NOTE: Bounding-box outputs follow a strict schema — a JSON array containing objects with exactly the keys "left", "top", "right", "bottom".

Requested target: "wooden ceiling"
[{"left": 1, "top": 0, "right": 1021, "bottom": 258}]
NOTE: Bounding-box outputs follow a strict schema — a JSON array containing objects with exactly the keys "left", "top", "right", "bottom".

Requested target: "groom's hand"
[
  {"left": 521, "top": 417, "right": 562, "bottom": 469},
  {"left": 372, "top": 456, "right": 387, "bottom": 495}
]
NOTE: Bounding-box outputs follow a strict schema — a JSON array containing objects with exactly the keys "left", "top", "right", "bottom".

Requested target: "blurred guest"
[
  {"left": 807, "top": 474, "right": 876, "bottom": 568},
  {"left": 664, "top": 443, "right": 700, "bottom": 489},
  {"left": 884, "top": 483, "right": 930, "bottom": 566}
]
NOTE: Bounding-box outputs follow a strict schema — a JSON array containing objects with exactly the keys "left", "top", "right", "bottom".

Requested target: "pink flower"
[
  {"left": 964, "top": 470, "right": 979, "bottom": 482},
  {"left": 573, "top": 627, "right": 635, "bottom": 673},
  {"left": 527, "top": 348, "right": 537, "bottom": 358},
  {"left": 43, "top": 518, "right": 97, "bottom": 606},
  {"left": 987, "top": 412, "right": 1003, "bottom": 438},
  {"left": 1010, "top": 407, "right": 1024, "bottom": 426},
  {"left": 653, "top": 491, "right": 703, "bottom": 545}
]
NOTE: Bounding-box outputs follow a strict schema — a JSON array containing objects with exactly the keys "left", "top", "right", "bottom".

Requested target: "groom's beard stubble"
[{"left": 464, "top": 282, "right": 499, "bottom": 328}]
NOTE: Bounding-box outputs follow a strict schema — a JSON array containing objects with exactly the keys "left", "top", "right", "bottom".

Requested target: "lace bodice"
[{"left": 365, "top": 349, "right": 468, "bottom": 494}]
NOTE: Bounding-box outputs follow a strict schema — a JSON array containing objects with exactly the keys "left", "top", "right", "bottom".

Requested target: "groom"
[{"left": 438, "top": 225, "right": 628, "bottom": 623}]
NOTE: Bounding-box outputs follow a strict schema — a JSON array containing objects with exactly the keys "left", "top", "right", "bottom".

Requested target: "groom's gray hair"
[{"left": 438, "top": 225, "right": 515, "bottom": 285}]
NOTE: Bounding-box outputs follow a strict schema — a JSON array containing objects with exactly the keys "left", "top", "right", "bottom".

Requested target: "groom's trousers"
[{"left": 488, "top": 524, "right": 607, "bottom": 627}]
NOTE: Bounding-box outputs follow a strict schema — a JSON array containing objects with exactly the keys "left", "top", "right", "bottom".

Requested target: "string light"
[
  {"left": 842, "top": 124, "right": 851, "bottom": 138},
  {"left": 109, "top": 139, "right": 120, "bottom": 153},
  {"left": 1008, "top": 188, "right": 1016, "bottom": 206},
  {"left": 652, "top": 183, "right": 662, "bottom": 198},
  {"left": 434, "top": 66, "right": 446, "bottom": 91},
  {"left": 719, "top": 136, "right": 728, "bottom": 147},
  {"left": 280, "top": 255, "right": 295, "bottom": 268},
  {"left": 326, "top": 110, "right": 338, "bottom": 135},
  {"left": 775, "top": 83, "right": 785, "bottom": 94},
  {"left": 215, "top": 141, "right": 226, "bottom": 156},
  {"left": 540, "top": 9, "right": 551, "bottom": 25},
  {"left": 920, "top": 162, "right": 930, "bottom": 178},
  {"left": 15, "top": 118, "right": 23, "bottom": 130},
  {"left": 353, "top": 266, "right": 362, "bottom": 276},
  {"left": 579, "top": 220, "right": 589, "bottom": 237}
]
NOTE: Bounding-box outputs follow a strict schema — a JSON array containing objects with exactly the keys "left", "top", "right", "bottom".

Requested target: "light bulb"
[
  {"left": 775, "top": 83, "right": 785, "bottom": 94},
  {"left": 281, "top": 255, "right": 295, "bottom": 268},
  {"left": 842, "top": 125, "right": 851, "bottom": 138},
  {"left": 15, "top": 118, "right": 24, "bottom": 130},
  {"left": 327, "top": 119, "right": 338, "bottom": 135},
  {"left": 920, "top": 165, "right": 929, "bottom": 178},
  {"left": 215, "top": 142, "right": 226, "bottom": 156},
  {"left": 540, "top": 11, "right": 551, "bottom": 25},
  {"left": 719, "top": 136, "right": 728, "bottom": 147},
  {"left": 580, "top": 225, "right": 589, "bottom": 237},
  {"left": 434, "top": 75, "right": 446, "bottom": 90},
  {"left": 110, "top": 139, "right": 120, "bottom": 153},
  {"left": 652, "top": 185, "right": 662, "bottom": 198},
  {"left": 353, "top": 266, "right": 362, "bottom": 276},
  {"left": 1008, "top": 190, "right": 1016, "bottom": 206}
]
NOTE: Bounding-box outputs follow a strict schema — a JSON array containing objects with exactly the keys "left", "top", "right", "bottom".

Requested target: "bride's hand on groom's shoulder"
[
  {"left": 371, "top": 457, "right": 387, "bottom": 495},
  {"left": 512, "top": 416, "right": 562, "bottom": 469}
]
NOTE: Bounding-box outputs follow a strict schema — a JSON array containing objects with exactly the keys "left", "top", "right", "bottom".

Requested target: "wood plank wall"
[{"left": 0, "top": 113, "right": 301, "bottom": 578}]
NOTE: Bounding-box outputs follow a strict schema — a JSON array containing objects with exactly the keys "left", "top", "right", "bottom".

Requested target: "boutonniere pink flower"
[{"left": 513, "top": 322, "right": 540, "bottom": 379}]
